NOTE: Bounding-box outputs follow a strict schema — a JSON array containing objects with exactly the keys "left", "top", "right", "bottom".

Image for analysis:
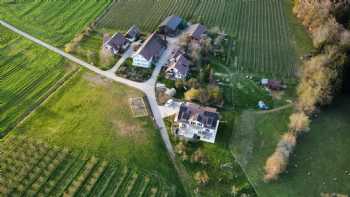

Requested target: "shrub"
[
  {"left": 264, "top": 132, "right": 296, "bottom": 182},
  {"left": 194, "top": 171, "right": 209, "bottom": 185},
  {"left": 191, "top": 149, "right": 208, "bottom": 165},
  {"left": 288, "top": 112, "right": 310, "bottom": 134},
  {"left": 184, "top": 88, "right": 200, "bottom": 101}
]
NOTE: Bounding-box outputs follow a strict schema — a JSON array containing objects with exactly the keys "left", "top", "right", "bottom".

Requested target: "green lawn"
[
  {"left": 0, "top": 0, "right": 112, "bottom": 47},
  {"left": 11, "top": 70, "right": 185, "bottom": 196},
  {"left": 282, "top": 0, "right": 314, "bottom": 57},
  {"left": 165, "top": 112, "right": 257, "bottom": 196},
  {"left": 231, "top": 96, "right": 350, "bottom": 196},
  {"left": 72, "top": 30, "right": 118, "bottom": 70}
]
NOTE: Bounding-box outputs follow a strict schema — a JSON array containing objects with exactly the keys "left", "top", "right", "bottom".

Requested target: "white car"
[{"left": 165, "top": 99, "right": 174, "bottom": 107}]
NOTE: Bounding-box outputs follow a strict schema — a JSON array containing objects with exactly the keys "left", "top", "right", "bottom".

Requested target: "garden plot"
[{"left": 129, "top": 97, "right": 149, "bottom": 118}]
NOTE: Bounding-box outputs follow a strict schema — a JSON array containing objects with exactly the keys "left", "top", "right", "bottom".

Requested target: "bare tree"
[
  {"left": 288, "top": 112, "right": 310, "bottom": 134},
  {"left": 264, "top": 132, "right": 296, "bottom": 182}
]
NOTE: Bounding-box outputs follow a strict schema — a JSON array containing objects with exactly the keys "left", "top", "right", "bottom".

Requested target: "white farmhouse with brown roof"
[
  {"left": 132, "top": 32, "right": 167, "bottom": 68},
  {"left": 174, "top": 102, "right": 220, "bottom": 143}
]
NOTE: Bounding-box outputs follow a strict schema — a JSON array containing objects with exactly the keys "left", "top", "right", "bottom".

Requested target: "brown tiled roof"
[
  {"left": 188, "top": 23, "right": 207, "bottom": 40},
  {"left": 106, "top": 33, "right": 129, "bottom": 49},
  {"left": 137, "top": 32, "right": 167, "bottom": 61},
  {"left": 177, "top": 103, "right": 219, "bottom": 129}
]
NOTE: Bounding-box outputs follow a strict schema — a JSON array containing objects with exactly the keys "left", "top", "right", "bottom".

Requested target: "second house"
[{"left": 132, "top": 32, "right": 167, "bottom": 68}]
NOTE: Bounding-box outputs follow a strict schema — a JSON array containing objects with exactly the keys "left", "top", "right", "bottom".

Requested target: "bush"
[
  {"left": 194, "top": 171, "right": 209, "bottom": 185},
  {"left": 288, "top": 112, "right": 310, "bottom": 134},
  {"left": 191, "top": 149, "right": 208, "bottom": 165},
  {"left": 184, "top": 88, "right": 200, "bottom": 101},
  {"left": 116, "top": 58, "right": 154, "bottom": 82},
  {"left": 264, "top": 132, "right": 296, "bottom": 182}
]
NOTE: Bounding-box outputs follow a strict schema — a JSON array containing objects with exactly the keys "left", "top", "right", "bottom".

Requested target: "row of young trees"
[{"left": 264, "top": 0, "right": 350, "bottom": 182}]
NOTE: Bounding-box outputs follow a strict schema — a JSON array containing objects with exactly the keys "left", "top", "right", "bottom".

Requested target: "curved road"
[{"left": 0, "top": 19, "right": 194, "bottom": 194}]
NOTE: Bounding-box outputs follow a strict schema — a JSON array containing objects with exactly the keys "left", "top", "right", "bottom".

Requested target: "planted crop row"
[
  {"left": 98, "top": 0, "right": 296, "bottom": 78},
  {"left": 0, "top": 0, "right": 112, "bottom": 47},
  {"left": 0, "top": 26, "right": 68, "bottom": 135},
  {"left": 98, "top": 0, "right": 199, "bottom": 32},
  {"left": 0, "top": 137, "right": 175, "bottom": 197}
]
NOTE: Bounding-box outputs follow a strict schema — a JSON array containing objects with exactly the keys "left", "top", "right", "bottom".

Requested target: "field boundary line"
[{"left": 11, "top": 67, "right": 81, "bottom": 132}]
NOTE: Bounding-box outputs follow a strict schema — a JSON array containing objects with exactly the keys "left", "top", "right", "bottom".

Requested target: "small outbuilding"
[
  {"left": 261, "top": 79, "right": 284, "bottom": 91},
  {"left": 159, "top": 15, "right": 184, "bottom": 37},
  {"left": 125, "top": 25, "right": 140, "bottom": 41},
  {"left": 268, "top": 80, "right": 284, "bottom": 91},
  {"left": 187, "top": 23, "right": 207, "bottom": 41}
]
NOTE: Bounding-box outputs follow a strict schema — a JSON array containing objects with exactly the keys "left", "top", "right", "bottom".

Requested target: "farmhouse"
[
  {"left": 132, "top": 32, "right": 167, "bottom": 68},
  {"left": 165, "top": 51, "right": 191, "bottom": 80},
  {"left": 159, "top": 15, "right": 184, "bottom": 37},
  {"left": 126, "top": 25, "right": 140, "bottom": 41},
  {"left": 187, "top": 23, "right": 207, "bottom": 41},
  {"left": 104, "top": 33, "right": 130, "bottom": 54},
  {"left": 174, "top": 102, "right": 220, "bottom": 143}
]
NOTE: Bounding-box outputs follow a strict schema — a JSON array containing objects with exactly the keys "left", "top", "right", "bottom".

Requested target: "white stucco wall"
[{"left": 132, "top": 55, "right": 152, "bottom": 68}]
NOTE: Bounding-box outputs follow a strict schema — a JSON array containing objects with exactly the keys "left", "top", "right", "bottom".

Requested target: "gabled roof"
[
  {"left": 177, "top": 103, "right": 219, "bottom": 129},
  {"left": 166, "top": 54, "right": 190, "bottom": 76},
  {"left": 126, "top": 25, "right": 140, "bottom": 38},
  {"left": 188, "top": 23, "right": 207, "bottom": 40},
  {"left": 136, "top": 32, "right": 167, "bottom": 61},
  {"left": 105, "top": 33, "right": 129, "bottom": 49},
  {"left": 159, "top": 15, "right": 182, "bottom": 31}
]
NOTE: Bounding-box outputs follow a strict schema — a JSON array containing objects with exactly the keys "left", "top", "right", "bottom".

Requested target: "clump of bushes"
[
  {"left": 264, "top": 132, "right": 296, "bottom": 182},
  {"left": 194, "top": 170, "right": 209, "bottom": 185},
  {"left": 116, "top": 58, "right": 154, "bottom": 82}
]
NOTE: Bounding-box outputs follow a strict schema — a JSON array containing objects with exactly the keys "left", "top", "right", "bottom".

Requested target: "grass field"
[
  {"left": 97, "top": 0, "right": 312, "bottom": 79},
  {"left": 231, "top": 96, "right": 350, "bottom": 196},
  {"left": 0, "top": 25, "right": 76, "bottom": 136},
  {"left": 0, "top": 0, "right": 112, "bottom": 47},
  {"left": 11, "top": 70, "right": 185, "bottom": 196},
  {"left": 165, "top": 113, "right": 257, "bottom": 197},
  {"left": 72, "top": 30, "right": 118, "bottom": 70},
  {"left": 0, "top": 136, "right": 176, "bottom": 197}
]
